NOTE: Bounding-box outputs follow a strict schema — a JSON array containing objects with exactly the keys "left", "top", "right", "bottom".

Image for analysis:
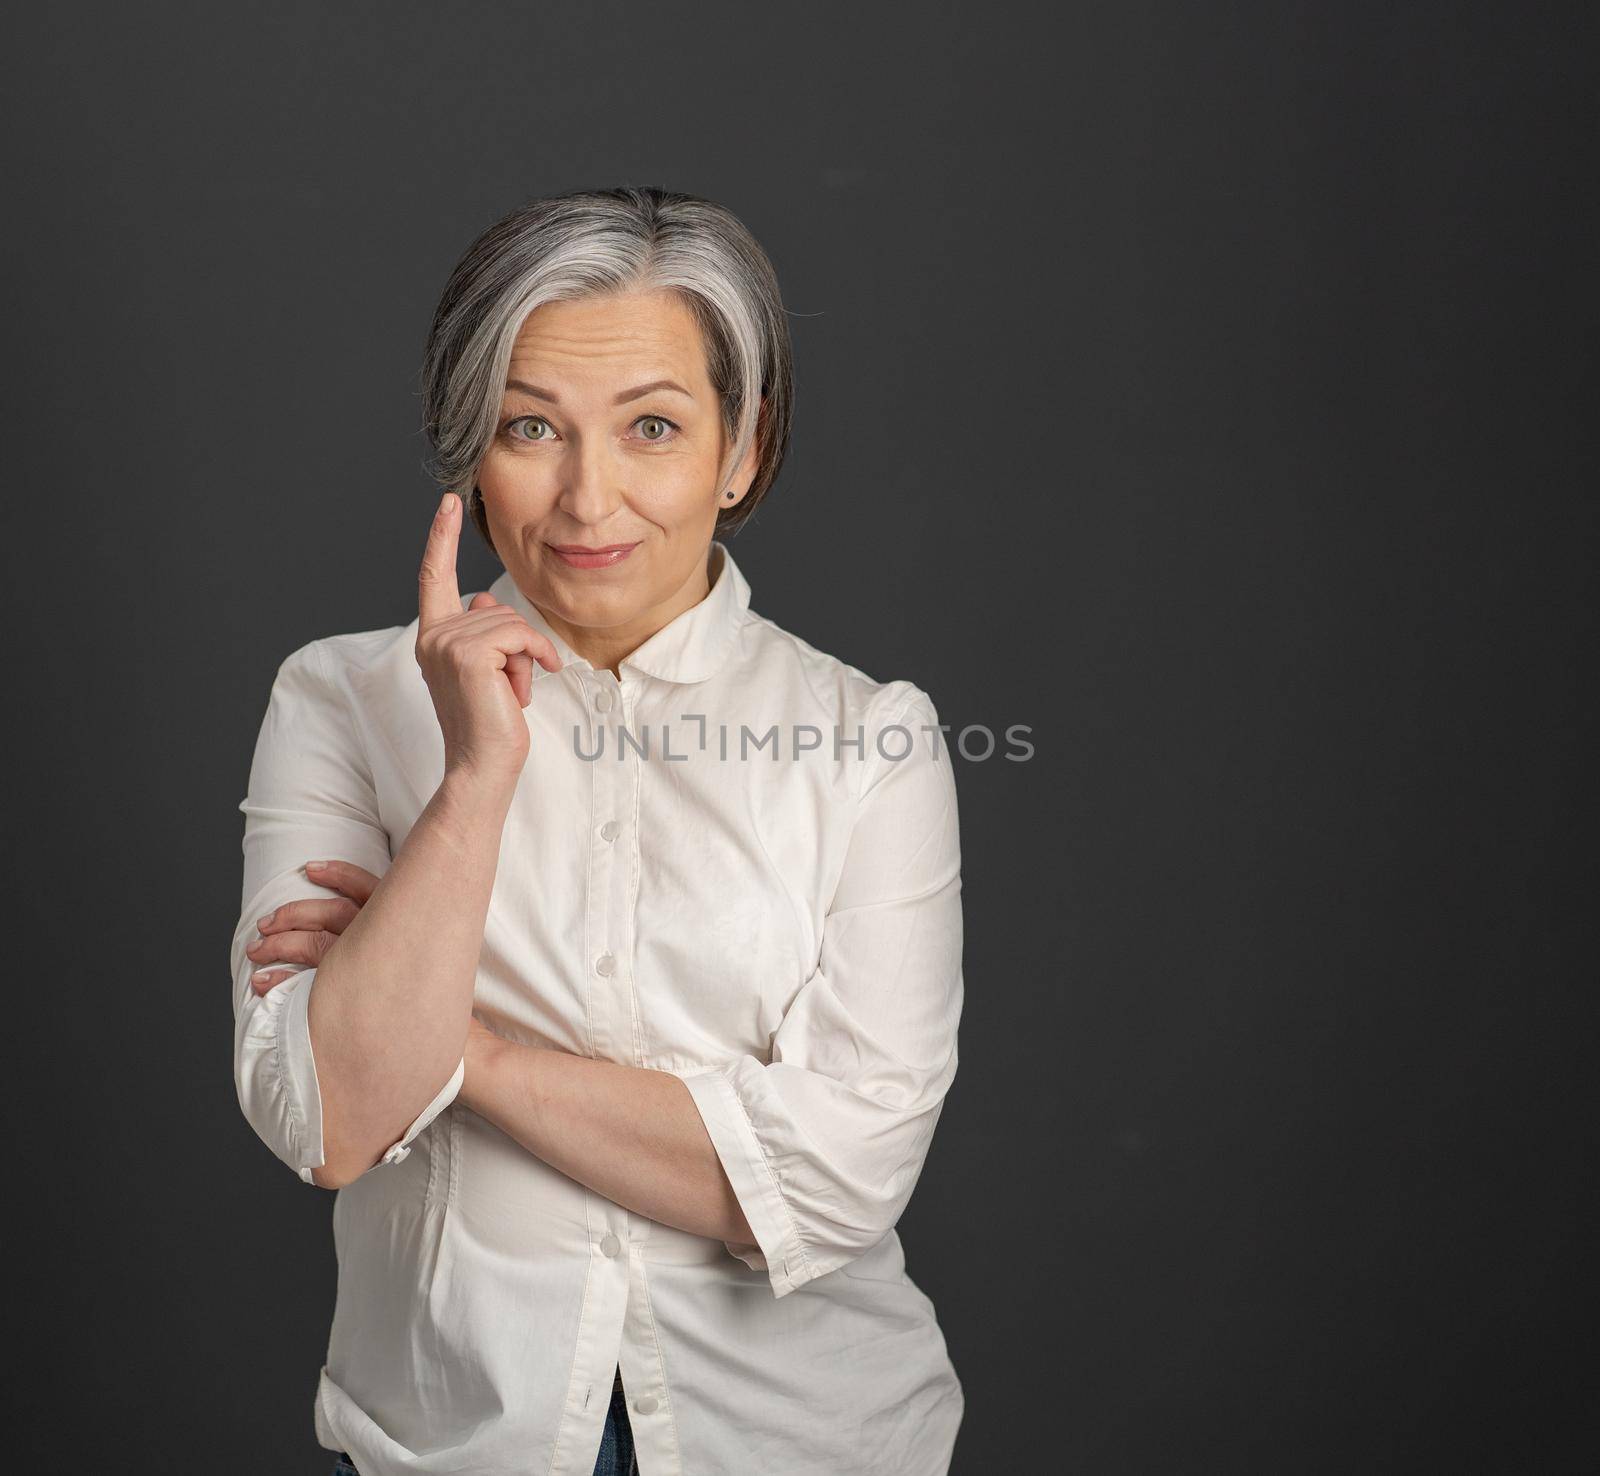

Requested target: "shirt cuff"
[
  {"left": 274, "top": 967, "right": 325, "bottom": 1185},
  {"left": 672, "top": 1065, "right": 813, "bottom": 1298},
  {"left": 282, "top": 971, "right": 465, "bottom": 1185},
  {"left": 378, "top": 1056, "right": 466, "bottom": 1167}
]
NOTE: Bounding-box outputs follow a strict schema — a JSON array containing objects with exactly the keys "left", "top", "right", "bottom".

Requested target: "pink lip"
[{"left": 547, "top": 541, "right": 640, "bottom": 569}]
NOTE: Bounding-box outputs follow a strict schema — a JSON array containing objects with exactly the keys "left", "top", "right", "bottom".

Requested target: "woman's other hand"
[
  {"left": 245, "top": 858, "right": 378, "bottom": 996},
  {"left": 417, "top": 491, "right": 563, "bottom": 785},
  {"left": 247, "top": 853, "right": 509, "bottom": 1101}
]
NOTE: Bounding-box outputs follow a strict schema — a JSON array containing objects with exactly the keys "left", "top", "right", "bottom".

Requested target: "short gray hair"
[{"left": 419, "top": 185, "right": 795, "bottom": 554}]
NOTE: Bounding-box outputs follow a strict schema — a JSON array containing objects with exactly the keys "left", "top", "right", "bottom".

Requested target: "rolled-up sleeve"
[
  {"left": 232, "top": 638, "right": 464, "bottom": 1185},
  {"left": 670, "top": 683, "right": 964, "bottom": 1297}
]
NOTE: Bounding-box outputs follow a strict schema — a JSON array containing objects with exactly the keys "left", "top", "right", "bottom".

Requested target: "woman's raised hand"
[{"left": 417, "top": 492, "right": 563, "bottom": 784}]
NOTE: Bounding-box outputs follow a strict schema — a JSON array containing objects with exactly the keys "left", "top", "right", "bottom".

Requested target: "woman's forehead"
[{"left": 509, "top": 290, "right": 704, "bottom": 370}]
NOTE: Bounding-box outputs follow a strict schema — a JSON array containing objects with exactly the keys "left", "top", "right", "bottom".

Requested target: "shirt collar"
[{"left": 487, "top": 540, "right": 752, "bottom": 686}]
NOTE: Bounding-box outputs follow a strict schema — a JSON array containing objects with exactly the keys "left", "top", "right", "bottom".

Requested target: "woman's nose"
[{"left": 557, "top": 446, "right": 626, "bottom": 522}]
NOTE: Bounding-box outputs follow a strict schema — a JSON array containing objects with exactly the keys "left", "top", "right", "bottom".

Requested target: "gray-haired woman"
[{"left": 233, "top": 185, "right": 965, "bottom": 1476}]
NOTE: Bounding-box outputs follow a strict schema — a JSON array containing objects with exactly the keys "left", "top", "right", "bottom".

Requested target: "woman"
[{"left": 232, "top": 186, "right": 965, "bottom": 1476}]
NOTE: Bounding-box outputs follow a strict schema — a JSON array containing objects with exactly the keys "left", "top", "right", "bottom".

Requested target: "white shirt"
[{"left": 232, "top": 540, "right": 965, "bottom": 1476}]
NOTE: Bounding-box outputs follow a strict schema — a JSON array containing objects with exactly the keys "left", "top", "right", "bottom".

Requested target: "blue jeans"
[
  {"left": 590, "top": 1379, "right": 638, "bottom": 1475},
  {"left": 331, "top": 1380, "right": 636, "bottom": 1475}
]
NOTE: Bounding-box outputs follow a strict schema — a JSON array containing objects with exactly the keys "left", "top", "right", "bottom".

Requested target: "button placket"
[
  {"left": 597, "top": 681, "right": 622, "bottom": 844},
  {"left": 591, "top": 672, "right": 627, "bottom": 996},
  {"left": 585, "top": 671, "right": 640, "bottom": 1440}
]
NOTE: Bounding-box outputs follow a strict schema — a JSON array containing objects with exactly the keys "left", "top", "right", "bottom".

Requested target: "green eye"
[
  {"left": 513, "top": 417, "right": 551, "bottom": 441},
  {"left": 636, "top": 416, "right": 680, "bottom": 442}
]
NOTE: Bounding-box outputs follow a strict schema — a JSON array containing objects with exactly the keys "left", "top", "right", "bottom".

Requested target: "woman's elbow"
[{"left": 306, "top": 1153, "right": 356, "bottom": 1190}]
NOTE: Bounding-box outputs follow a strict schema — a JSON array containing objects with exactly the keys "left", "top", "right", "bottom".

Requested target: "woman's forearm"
[
  {"left": 461, "top": 1038, "right": 756, "bottom": 1247},
  {"left": 308, "top": 768, "right": 515, "bottom": 1187}
]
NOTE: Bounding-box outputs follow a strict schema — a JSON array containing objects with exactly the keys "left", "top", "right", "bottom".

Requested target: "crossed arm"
[
  {"left": 460, "top": 1032, "right": 754, "bottom": 1246},
  {"left": 246, "top": 806, "right": 751, "bottom": 1247}
]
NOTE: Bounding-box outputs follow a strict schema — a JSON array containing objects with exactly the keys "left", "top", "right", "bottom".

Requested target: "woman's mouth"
[{"left": 546, "top": 541, "right": 641, "bottom": 570}]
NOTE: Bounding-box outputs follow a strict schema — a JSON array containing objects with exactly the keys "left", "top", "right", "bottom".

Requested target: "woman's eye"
[
  {"left": 508, "top": 416, "right": 552, "bottom": 442},
  {"left": 635, "top": 415, "right": 678, "bottom": 443}
]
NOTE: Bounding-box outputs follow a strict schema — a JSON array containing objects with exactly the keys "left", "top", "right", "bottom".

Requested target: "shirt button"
[
  {"left": 599, "top": 819, "right": 619, "bottom": 842},
  {"left": 595, "top": 952, "right": 616, "bottom": 977},
  {"left": 594, "top": 688, "right": 613, "bottom": 712},
  {"left": 633, "top": 1395, "right": 659, "bottom": 1415},
  {"left": 599, "top": 1233, "right": 621, "bottom": 1258}
]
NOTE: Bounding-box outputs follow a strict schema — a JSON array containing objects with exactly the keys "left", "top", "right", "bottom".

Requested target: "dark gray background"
[{"left": 4, "top": 2, "right": 1591, "bottom": 1470}]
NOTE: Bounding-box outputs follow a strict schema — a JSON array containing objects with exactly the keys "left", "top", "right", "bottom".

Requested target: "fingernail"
[
  {"left": 304, "top": 860, "right": 326, "bottom": 871},
  {"left": 257, "top": 912, "right": 275, "bottom": 929}
]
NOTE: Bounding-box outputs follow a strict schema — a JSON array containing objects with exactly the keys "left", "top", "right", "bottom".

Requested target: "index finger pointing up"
[{"left": 419, "top": 491, "right": 464, "bottom": 630}]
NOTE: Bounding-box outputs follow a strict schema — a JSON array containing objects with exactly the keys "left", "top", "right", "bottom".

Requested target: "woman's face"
[{"left": 475, "top": 289, "right": 758, "bottom": 666}]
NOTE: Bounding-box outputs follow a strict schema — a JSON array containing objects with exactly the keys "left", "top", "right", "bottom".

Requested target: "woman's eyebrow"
[{"left": 503, "top": 377, "right": 694, "bottom": 406}]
